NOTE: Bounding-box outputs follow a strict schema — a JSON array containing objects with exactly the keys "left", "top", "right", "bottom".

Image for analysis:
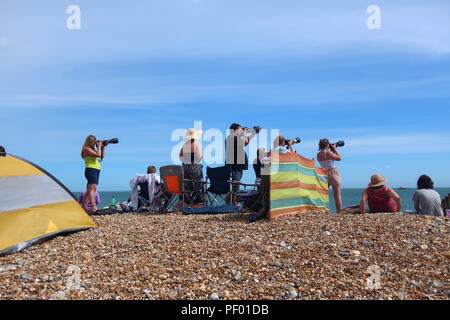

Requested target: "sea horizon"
[
  {"left": 73, "top": 186, "right": 450, "bottom": 193},
  {"left": 73, "top": 187, "right": 450, "bottom": 213}
]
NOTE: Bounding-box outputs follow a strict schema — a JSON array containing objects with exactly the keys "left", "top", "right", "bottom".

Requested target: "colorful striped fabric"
[{"left": 269, "top": 152, "right": 329, "bottom": 220}]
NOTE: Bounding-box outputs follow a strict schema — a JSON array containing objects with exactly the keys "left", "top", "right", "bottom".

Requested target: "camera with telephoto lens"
[
  {"left": 284, "top": 137, "right": 301, "bottom": 146},
  {"left": 330, "top": 140, "right": 345, "bottom": 148},
  {"left": 97, "top": 138, "right": 119, "bottom": 146},
  {"left": 242, "top": 126, "right": 261, "bottom": 134}
]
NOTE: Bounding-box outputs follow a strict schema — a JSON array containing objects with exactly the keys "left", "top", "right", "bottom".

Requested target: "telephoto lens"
[
  {"left": 244, "top": 126, "right": 261, "bottom": 133},
  {"left": 284, "top": 138, "right": 302, "bottom": 145},
  {"left": 253, "top": 126, "right": 262, "bottom": 133},
  {"left": 335, "top": 141, "right": 345, "bottom": 147},
  {"left": 99, "top": 138, "right": 119, "bottom": 146},
  {"left": 285, "top": 137, "right": 301, "bottom": 145}
]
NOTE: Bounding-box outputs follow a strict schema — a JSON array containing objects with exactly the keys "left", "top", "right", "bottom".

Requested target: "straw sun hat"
[
  {"left": 368, "top": 174, "right": 388, "bottom": 187},
  {"left": 185, "top": 128, "right": 203, "bottom": 141}
]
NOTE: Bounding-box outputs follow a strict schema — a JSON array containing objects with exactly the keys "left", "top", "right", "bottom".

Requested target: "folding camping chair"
[
  {"left": 205, "top": 166, "right": 233, "bottom": 207},
  {"left": 233, "top": 174, "right": 270, "bottom": 221},
  {"left": 136, "top": 182, "right": 168, "bottom": 214},
  {"left": 205, "top": 165, "right": 267, "bottom": 219},
  {"left": 159, "top": 165, "right": 207, "bottom": 211}
]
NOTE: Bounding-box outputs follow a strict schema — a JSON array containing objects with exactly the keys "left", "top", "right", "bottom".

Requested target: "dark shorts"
[{"left": 85, "top": 168, "right": 100, "bottom": 185}]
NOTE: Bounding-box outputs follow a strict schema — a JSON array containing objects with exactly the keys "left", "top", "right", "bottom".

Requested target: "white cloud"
[
  {"left": 0, "top": 93, "right": 189, "bottom": 108},
  {"left": 2, "top": 74, "right": 449, "bottom": 109},
  {"left": 1, "top": 0, "right": 449, "bottom": 73}
]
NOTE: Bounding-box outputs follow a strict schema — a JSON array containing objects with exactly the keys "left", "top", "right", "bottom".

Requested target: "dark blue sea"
[{"left": 73, "top": 188, "right": 450, "bottom": 213}]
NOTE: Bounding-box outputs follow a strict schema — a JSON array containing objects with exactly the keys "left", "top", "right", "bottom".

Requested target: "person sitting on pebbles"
[
  {"left": 359, "top": 174, "right": 402, "bottom": 214},
  {"left": 412, "top": 175, "right": 444, "bottom": 217}
]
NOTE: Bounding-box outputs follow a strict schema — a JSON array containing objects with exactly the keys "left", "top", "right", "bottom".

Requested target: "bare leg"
[
  {"left": 225, "top": 193, "right": 232, "bottom": 205},
  {"left": 90, "top": 184, "right": 99, "bottom": 212},
  {"left": 82, "top": 185, "right": 90, "bottom": 211},
  {"left": 333, "top": 185, "right": 343, "bottom": 214},
  {"left": 225, "top": 192, "right": 238, "bottom": 206},
  {"left": 86, "top": 184, "right": 99, "bottom": 212}
]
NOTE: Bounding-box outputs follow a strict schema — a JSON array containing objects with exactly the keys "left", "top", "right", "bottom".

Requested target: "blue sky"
[{"left": 1, "top": 0, "right": 450, "bottom": 191}]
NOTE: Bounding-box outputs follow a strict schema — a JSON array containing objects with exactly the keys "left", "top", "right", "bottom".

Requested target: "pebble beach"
[{"left": 0, "top": 212, "right": 449, "bottom": 300}]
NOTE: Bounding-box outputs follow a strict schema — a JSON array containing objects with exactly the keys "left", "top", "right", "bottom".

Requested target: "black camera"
[
  {"left": 331, "top": 140, "right": 345, "bottom": 148},
  {"left": 284, "top": 137, "right": 301, "bottom": 146},
  {"left": 243, "top": 126, "right": 261, "bottom": 133},
  {"left": 97, "top": 138, "right": 119, "bottom": 146}
]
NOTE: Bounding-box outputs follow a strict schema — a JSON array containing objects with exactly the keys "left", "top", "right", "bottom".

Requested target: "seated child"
[{"left": 130, "top": 165, "right": 162, "bottom": 211}]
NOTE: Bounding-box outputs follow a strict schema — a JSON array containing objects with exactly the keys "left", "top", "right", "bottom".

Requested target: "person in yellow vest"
[{"left": 81, "top": 135, "right": 103, "bottom": 212}]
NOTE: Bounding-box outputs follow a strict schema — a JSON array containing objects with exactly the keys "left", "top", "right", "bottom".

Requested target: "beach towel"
[
  {"left": 182, "top": 204, "right": 240, "bottom": 215},
  {"left": 88, "top": 208, "right": 122, "bottom": 215},
  {"left": 269, "top": 152, "right": 329, "bottom": 220},
  {"left": 340, "top": 205, "right": 360, "bottom": 214},
  {"left": 87, "top": 203, "right": 133, "bottom": 216},
  {"left": 130, "top": 173, "right": 161, "bottom": 211}
]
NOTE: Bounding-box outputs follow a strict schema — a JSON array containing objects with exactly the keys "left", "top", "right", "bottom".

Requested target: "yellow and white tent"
[{"left": 0, "top": 154, "right": 96, "bottom": 255}]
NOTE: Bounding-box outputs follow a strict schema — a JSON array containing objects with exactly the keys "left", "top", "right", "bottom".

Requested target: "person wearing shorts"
[
  {"left": 317, "top": 138, "right": 342, "bottom": 213},
  {"left": 81, "top": 135, "right": 103, "bottom": 212},
  {"left": 85, "top": 167, "right": 100, "bottom": 185},
  {"left": 225, "top": 123, "right": 258, "bottom": 203},
  {"left": 225, "top": 124, "right": 251, "bottom": 189}
]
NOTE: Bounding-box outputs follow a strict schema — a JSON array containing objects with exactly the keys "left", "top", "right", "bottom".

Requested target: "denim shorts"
[{"left": 85, "top": 168, "right": 100, "bottom": 185}]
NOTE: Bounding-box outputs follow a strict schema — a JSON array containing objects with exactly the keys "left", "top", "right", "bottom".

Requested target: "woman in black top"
[{"left": 179, "top": 128, "right": 204, "bottom": 204}]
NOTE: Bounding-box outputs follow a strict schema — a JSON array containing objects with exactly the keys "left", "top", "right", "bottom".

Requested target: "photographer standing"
[
  {"left": 81, "top": 135, "right": 103, "bottom": 213},
  {"left": 317, "top": 138, "right": 342, "bottom": 214},
  {"left": 225, "top": 123, "right": 258, "bottom": 191},
  {"left": 273, "top": 136, "right": 297, "bottom": 154}
]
